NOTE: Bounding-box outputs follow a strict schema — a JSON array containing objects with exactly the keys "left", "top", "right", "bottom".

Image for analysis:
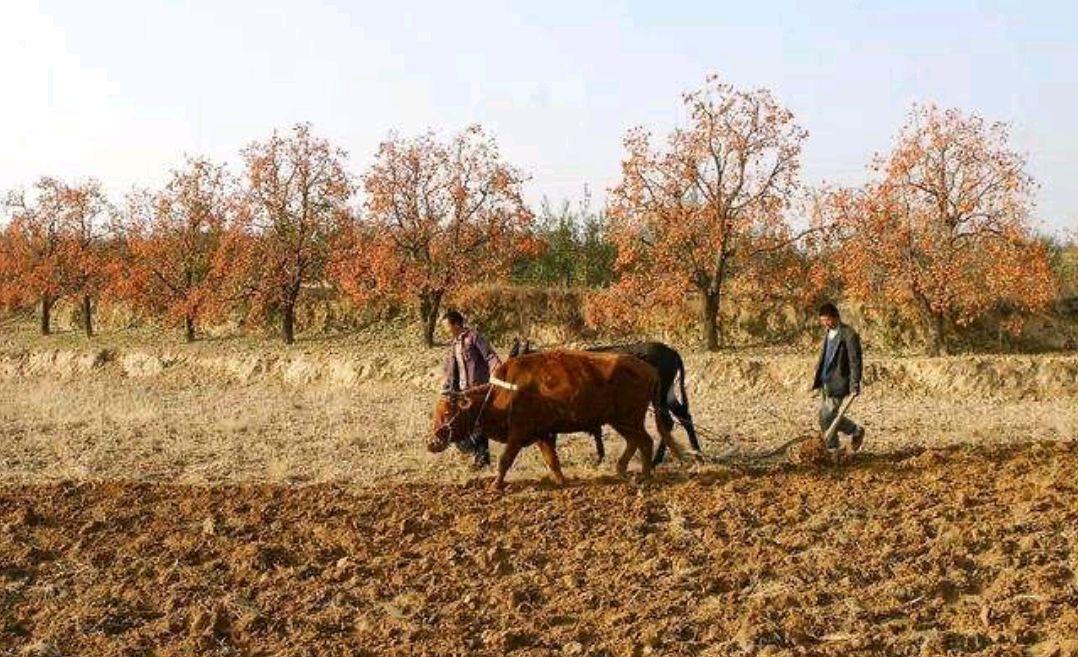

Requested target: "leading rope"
[{"left": 641, "top": 405, "right": 821, "bottom": 463}]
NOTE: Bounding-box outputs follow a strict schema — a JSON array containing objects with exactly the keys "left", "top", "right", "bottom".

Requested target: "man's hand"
[{"left": 852, "top": 385, "right": 861, "bottom": 397}]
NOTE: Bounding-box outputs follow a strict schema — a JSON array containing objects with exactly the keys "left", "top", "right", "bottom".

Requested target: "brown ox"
[{"left": 428, "top": 350, "right": 683, "bottom": 489}]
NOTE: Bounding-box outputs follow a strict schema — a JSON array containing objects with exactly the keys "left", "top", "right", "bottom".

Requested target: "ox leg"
[
  {"left": 651, "top": 408, "right": 675, "bottom": 466},
  {"left": 654, "top": 408, "right": 685, "bottom": 465},
  {"left": 612, "top": 424, "right": 653, "bottom": 478},
  {"left": 536, "top": 437, "right": 566, "bottom": 486},
  {"left": 592, "top": 427, "right": 605, "bottom": 464},
  {"left": 615, "top": 440, "right": 637, "bottom": 478},
  {"left": 635, "top": 429, "right": 655, "bottom": 478},
  {"left": 670, "top": 400, "right": 702, "bottom": 455},
  {"left": 653, "top": 433, "right": 668, "bottom": 466},
  {"left": 492, "top": 434, "right": 524, "bottom": 491}
]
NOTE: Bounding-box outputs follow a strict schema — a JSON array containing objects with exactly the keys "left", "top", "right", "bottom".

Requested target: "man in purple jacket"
[{"left": 441, "top": 309, "right": 503, "bottom": 468}]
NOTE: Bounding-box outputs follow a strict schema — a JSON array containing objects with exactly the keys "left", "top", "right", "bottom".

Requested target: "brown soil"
[{"left": 4, "top": 442, "right": 1078, "bottom": 656}]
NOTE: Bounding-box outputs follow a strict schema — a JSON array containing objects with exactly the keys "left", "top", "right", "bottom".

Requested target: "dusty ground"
[{"left": 1, "top": 336, "right": 1076, "bottom": 655}]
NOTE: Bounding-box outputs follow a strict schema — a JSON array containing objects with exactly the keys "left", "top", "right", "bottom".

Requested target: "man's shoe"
[
  {"left": 472, "top": 450, "right": 491, "bottom": 470},
  {"left": 851, "top": 428, "right": 865, "bottom": 453}
]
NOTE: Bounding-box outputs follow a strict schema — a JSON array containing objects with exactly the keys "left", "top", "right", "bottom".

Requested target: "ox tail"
[{"left": 673, "top": 351, "right": 702, "bottom": 455}]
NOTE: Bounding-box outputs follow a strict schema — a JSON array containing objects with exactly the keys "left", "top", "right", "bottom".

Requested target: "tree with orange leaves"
[
  {"left": 118, "top": 158, "right": 247, "bottom": 342},
  {"left": 335, "top": 125, "right": 534, "bottom": 346},
  {"left": 241, "top": 123, "right": 352, "bottom": 344},
  {"left": 1, "top": 177, "right": 111, "bottom": 336},
  {"left": 604, "top": 75, "right": 809, "bottom": 350},
  {"left": 825, "top": 105, "right": 1057, "bottom": 355},
  {"left": 2, "top": 181, "right": 65, "bottom": 334},
  {"left": 56, "top": 179, "right": 112, "bottom": 337}
]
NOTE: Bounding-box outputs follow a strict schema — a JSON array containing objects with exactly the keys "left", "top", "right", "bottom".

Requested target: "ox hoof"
[{"left": 489, "top": 479, "right": 507, "bottom": 492}]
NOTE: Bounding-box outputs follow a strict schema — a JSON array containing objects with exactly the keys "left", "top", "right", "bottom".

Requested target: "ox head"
[{"left": 428, "top": 392, "right": 478, "bottom": 453}]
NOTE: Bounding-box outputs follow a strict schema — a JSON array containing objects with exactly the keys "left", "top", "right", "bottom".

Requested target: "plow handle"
[{"left": 821, "top": 394, "right": 857, "bottom": 447}]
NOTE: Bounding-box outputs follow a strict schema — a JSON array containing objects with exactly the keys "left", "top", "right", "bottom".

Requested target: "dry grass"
[{"left": 1, "top": 336, "right": 1074, "bottom": 487}]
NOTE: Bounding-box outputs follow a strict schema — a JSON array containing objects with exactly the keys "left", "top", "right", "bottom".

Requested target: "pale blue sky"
[{"left": 2, "top": 0, "right": 1075, "bottom": 231}]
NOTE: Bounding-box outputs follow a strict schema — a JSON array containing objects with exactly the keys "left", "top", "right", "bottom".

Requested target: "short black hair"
[
  {"left": 442, "top": 309, "right": 464, "bottom": 326},
  {"left": 818, "top": 302, "right": 840, "bottom": 319}
]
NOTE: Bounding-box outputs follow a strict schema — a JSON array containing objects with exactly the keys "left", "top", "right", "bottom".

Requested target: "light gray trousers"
[{"left": 818, "top": 395, "right": 862, "bottom": 449}]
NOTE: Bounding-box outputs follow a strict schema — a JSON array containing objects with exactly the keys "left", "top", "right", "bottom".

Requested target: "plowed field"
[{"left": 4, "top": 442, "right": 1078, "bottom": 656}]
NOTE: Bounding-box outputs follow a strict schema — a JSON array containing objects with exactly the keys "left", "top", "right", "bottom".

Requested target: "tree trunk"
[
  {"left": 927, "top": 311, "right": 947, "bottom": 356},
  {"left": 281, "top": 303, "right": 296, "bottom": 345},
  {"left": 701, "top": 253, "right": 730, "bottom": 352},
  {"left": 81, "top": 295, "right": 93, "bottom": 337},
  {"left": 40, "top": 295, "right": 52, "bottom": 336},
  {"left": 280, "top": 275, "right": 303, "bottom": 345},
  {"left": 702, "top": 290, "right": 721, "bottom": 352},
  {"left": 420, "top": 290, "right": 444, "bottom": 348},
  {"left": 184, "top": 314, "right": 196, "bottom": 343}
]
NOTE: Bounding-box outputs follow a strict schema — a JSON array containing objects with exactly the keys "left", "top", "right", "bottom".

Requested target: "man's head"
[
  {"left": 818, "top": 302, "right": 840, "bottom": 330},
  {"left": 442, "top": 309, "right": 465, "bottom": 338}
]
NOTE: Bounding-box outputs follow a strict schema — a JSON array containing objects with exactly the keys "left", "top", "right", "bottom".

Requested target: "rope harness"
[
  {"left": 431, "top": 406, "right": 463, "bottom": 448},
  {"left": 435, "top": 379, "right": 512, "bottom": 452},
  {"left": 470, "top": 377, "right": 526, "bottom": 441},
  {"left": 489, "top": 376, "right": 519, "bottom": 391}
]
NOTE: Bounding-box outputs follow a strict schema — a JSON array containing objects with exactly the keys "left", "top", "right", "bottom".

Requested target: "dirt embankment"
[
  {"left": 3, "top": 442, "right": 1078, "bottom": 656},
  {"left": 0, "top": 348, "right": 442, "bottom": 389},
  {"left": 685, "top": 353, "right": 1078, "bottom": 401},
  {"left": 2, "top": 347, "right": 1076, "bottom": 401}
]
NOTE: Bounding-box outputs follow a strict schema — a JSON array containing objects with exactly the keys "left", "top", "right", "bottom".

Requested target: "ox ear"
[
  {"left": 524, "top": 339, "right": 532, "bottom": 353},
  {"left": 509, "top": 338, "right": 521, "bottom": 359}
]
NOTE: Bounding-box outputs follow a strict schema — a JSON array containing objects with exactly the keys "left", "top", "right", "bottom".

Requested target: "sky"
[{"left": 2, "top": 0, "right": 1076, "bottom": 233}]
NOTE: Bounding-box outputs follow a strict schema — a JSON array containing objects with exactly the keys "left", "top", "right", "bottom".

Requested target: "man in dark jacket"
[
  {"left": 441, "top": 310, "right": 502, "bottom": 468},
  {"left": 811, "top": 303, "right": 866, "bottom": 452}
]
